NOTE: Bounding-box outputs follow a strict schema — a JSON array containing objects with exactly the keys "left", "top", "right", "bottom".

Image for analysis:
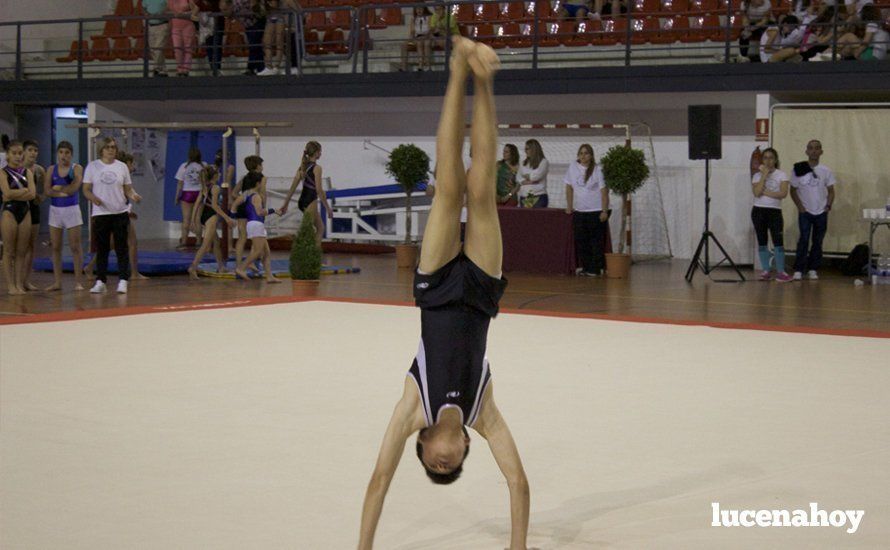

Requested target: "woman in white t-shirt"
[
  {"left": 174, "top": 147, "right": 206, "bottom": 248},
  {"left": 82, "top": 137, "right": 142, "bottom": 294},
  {"left": 751, "top": 147, "right": 792, "bottom": 282},
  {"left": 837, "top": 5, "right": 887, "bottom": 59},
  {"left": 517, "top": 139, "right": 550, "bottom": 208},
  {"left": 564, "top": 144, "right": 610, "bottom": 276}
]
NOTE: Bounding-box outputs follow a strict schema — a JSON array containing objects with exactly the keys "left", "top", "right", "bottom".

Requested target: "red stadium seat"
[
  {"left": 592, "top": 17, "right": 621, "bottom": 45},
  {"left": 528, "top": 0, "right": 554, "bottom": 18},
  {"left": 305, "top": 29, "right": 322, "bottom": 55},
  {"left": 329, "top": 8, "right": 352, "bottom": 29},
  {"left": 56, "top": 40, "right": 90, "bottom": 63},
  {"left": 662, "top": 0, "right": 690, "bottom": 13},
  {"left": 453, "top": 4, "right": 477, "bottom": 24},
  {"left": 501, "top": 2, "right": 527, "bottom": 21},
  {"left": 113, "top": 0, "right": 134, "bottom": 16},
  {"left": 90, "top": 36, "right": 112, "bottom": 61},
  {"left": 476, "top": 1, "right": 501, "bottom": 21},
  {"left": 101, "top": 18, "right": 123, "bottom": 39},
  {"left": 321, "top": 28, "right": 348, "bottom": 54},
  {"left": 498, "top": 22, "right": 529, "bottom": 47},
  {"left": 306, "top": 11, "right": 329, "bottom": 30},
  {"left": 110, "top": 36, "right": 132, "bottom": 60},
  {"left": 564, "top": 19, "right": 601, "bottom": 46},
  {"left": 378, "top": 7, "right": 403, "bottom": 26}
]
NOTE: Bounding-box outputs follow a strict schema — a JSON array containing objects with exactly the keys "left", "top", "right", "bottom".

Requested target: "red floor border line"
[{"left": 1, "top": 294, "right": 888, "bottom": 339}]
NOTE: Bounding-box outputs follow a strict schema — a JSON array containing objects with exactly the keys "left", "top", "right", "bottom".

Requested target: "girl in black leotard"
[
  {"left": 0, "top": 140, "right": 37, "bottom": 295},
  {"left": 280, "top": 141, "right": 332, "bottom": 248}
]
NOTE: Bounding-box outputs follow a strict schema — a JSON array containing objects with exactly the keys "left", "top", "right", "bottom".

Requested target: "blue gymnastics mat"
[
  {"left": 33, "top": 251, "right": 211, "bottom": 275},
  {"left": 197, "top": 260, "right": 360, "bottom": 279}
]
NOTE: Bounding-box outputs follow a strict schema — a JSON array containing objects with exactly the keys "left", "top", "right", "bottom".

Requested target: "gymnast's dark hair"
[
  {"left": 415, "top": 426, "right": 470, "bottom": 485},
  {"left": 242, "top": 170, "right": 263, "bottom": 191}
]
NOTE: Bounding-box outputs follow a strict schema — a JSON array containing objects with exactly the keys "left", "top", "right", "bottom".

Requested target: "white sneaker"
[
  {"left": 116, "top": 280, "right": 128, "bottom": 294},
  {"left": 257, "top": 67, "right": 278, "bottom": 76},
  {"left": 792, "top": 271, "right": 803, "bottom": 281},
  {"left": 90, "top": 280, "right": 107, "bottom": 294},
  {"left": 807, "top": 270, "right": 819, "bottom": 280}
]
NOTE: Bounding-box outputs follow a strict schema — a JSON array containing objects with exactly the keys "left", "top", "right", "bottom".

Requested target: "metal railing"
[{"left": 0, "top": 2, "right": 885, "bottom": 81}]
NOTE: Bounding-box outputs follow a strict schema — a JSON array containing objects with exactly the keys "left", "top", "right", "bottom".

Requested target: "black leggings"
[
  {"left": 573, "top": 211, "right": 607, "bottom": 273},
  {"left": 94, "top": 213, "right": 131, "bottom": 282},
  {"left": 751, "top": 206, "right": 784, "bottom": 248}
]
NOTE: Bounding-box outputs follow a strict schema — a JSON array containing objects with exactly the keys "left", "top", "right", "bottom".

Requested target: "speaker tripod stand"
[{"left": 685, "top": 158, "right": 746, "bottom": 283}]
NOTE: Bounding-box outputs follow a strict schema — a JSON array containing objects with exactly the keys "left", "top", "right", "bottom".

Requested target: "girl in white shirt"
[
  {"left": 400, "top": 7, "right": 433, "bottom": 71},
  {"left": 518, "top": 139, "right": 550, "bottom": 208},
  {"left": 175, "top": 147, "right": 206, "bottom": 248},
  {"left": 564, "top": 144, "right": 610, "bottom": 276},
  {"left": 751, "top": 147, "right": 792, "bottom": 282}
]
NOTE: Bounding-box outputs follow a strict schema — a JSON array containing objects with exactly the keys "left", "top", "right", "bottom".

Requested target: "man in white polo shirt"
[{"left": 790, "top": 139, "right": 836, "bottom": 281}]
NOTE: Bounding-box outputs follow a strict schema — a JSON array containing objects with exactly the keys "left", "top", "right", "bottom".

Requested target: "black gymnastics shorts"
[
  {"left": 30, "top": 201, "right": 40, "bottom": 225},
  {"left": 2, "top": 200, "right": 30, "bottom": 225},
  {"left": 200, "top": 206, "right": 216, "bottom": 225},
  {"left": 413, "top": 253, "right": 507, "bottom": 319},
  {"left": 298, "top": 187, "right": 318, "bottom": 212}
]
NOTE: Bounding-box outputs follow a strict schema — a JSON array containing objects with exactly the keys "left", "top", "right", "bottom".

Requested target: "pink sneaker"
[
  {"left": 774, "top": 272, "right": 793, "bottom": 283},
  {"left": 758, "top": 270, "right": 772, "bottom": 281}
]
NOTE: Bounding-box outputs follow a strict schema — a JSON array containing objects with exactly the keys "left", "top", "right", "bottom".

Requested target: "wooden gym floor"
[{"left": 1, "top": 240, "right": 888, "bottom": 336}]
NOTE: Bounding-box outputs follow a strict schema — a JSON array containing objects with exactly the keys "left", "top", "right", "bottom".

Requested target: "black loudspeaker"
[{"left": 688, "top": 105, "right": 722, "bottom": 160}]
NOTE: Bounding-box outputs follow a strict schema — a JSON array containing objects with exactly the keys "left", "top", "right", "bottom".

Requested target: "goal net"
[{"left": 497, "top": 122, "right": 672, "bottom": 261}]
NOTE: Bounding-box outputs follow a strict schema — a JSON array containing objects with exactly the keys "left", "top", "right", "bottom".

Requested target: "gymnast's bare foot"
[
  {"left": 265, "top": 277, "right": 281, "bottom": 284},
  {"left": 132, "top": 272, "right": 150, "bottom": 280},
  {"left": 450, "top": 36, "right": 474, "bottom": 73},
  {"left": 468, "top": 39, "right": 500, "bottom": 80},
  {"left": 187, "top": 266, "right": 199, "bottom": 280},
  {"left": 74, "top": 283, "right": 85, "bottom": 291},
  {"left": 44, "top": 283, "right": 62, "bottom": 292},
  {"left": 8, "top": 286, "right": 25, "bottom": 295},
  {"left": 24, "top": 282, "right": 39, "bottom": 291}
]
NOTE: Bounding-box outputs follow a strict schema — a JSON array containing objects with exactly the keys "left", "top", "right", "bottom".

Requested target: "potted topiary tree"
[
  {"left": 600, "top": 144, "right": 650, "bottom": 279},
  {"left": 289, "top": 212, "right": 323, "bottom": 296},
  {"left": 385, "top": 143, "right": 430, "bottom": 268}
]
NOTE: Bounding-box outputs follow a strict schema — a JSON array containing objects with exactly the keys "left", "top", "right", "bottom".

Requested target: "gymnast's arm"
[
  {"left": 358, "top": 377, "right": 421, "bottom": 550},
  {"left": 475, "top": 386, "right": 530, "bottom": 550}
]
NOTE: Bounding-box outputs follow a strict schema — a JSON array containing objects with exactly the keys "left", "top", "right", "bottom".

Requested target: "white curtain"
[{"left": 772, "top": 107, "right": 890, "bottom": 257}]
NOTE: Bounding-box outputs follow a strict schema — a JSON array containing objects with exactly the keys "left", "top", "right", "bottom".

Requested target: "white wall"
[
  {"left": 234, "top": 134, "right": 757, "bottom": 262},
  {"left": 92, "top": 92, "right": 761, "bottom": 260}
]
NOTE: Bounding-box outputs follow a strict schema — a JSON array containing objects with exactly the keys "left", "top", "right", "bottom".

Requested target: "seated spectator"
[
  {"left": 739, "top": 0, "right": 773, "bottom": 61},
  {"left": 558, "top": 1, "right": 593, "bottom": 23},
  {"left": 759, "top": 16, "right": 800, "bottom": 61},
  {"left": 792, "top": 0, "right": 826, "bottom": 24},
  {"left": 844, "top": 0, "right": 874, "bottom": 23},
  {"left": 594, "top": 0, "right": 628, "bottom": 17},
  {"left": 430, "top": 4, "right": 460, "bottom": 53},
  {"left": 765, "top": 15, "right": 806, "bottom": 62},
  {"left": 837, "top": 5, "right": 888, "bottom": 59},
  {"left": 799, "top": 7, "right": 837, "bottom": 60},
  {"left": 401, "top": 7, "right": 432, "bottom": 72}
]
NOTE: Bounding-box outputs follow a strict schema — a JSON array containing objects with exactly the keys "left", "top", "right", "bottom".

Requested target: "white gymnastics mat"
[{"left": 1, "top": 300, "right": 888, "bottom": 549}]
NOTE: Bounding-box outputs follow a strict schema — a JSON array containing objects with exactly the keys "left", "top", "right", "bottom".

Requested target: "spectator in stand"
[
  {"left": 169, "top": 0, "right": 199, "bottom": 76},
  {"left": 558, "top": 1, "right": 593, "bottom": 24},
  {"left": 258, "top": 0, "right": 286, "bottom": 75},
  {"left": 594, "top": 0, "right": 628, "bottom": 17},
  {"left": 799, "top": 7, "right": 836, "bottom": 60},
  {"left": 229, "top": 0, "right": 266, "bottom": 75},
  {"left": 198, "top": 0, "right": 225, "bottom": 76},
  {"left": 430, "top": 4, "right": 460, "bottom": 55},
  {"left": 143, "top": 0, "right": 170, "bottom": 77},
  {"left": 739, "top": 0, "right": 773, "bottom": 61},
  {"left": 844, "top": 0, "right": 874, "bottom": 22},
  {"left": 763, "top": 15, "right": 806, "bottom": 61},
  {"left": 564, "top": 144, "right": 609, "bottom": 277},
  {"left": 517, "top": 139, "right": 550, "bottom": 208},
  {"left": 837, "top": 5, "right": 888, "bottom": 59},
  {"left": 496, "top": 144, "right": 519, "bottom": 205},
  {"left": 401, "top": 7, "right": 433, "bottom": 72}
]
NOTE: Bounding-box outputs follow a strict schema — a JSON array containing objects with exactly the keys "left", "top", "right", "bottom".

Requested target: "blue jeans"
[{"left": 794, "top": 211, "right": 828, "bottom": 272}]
